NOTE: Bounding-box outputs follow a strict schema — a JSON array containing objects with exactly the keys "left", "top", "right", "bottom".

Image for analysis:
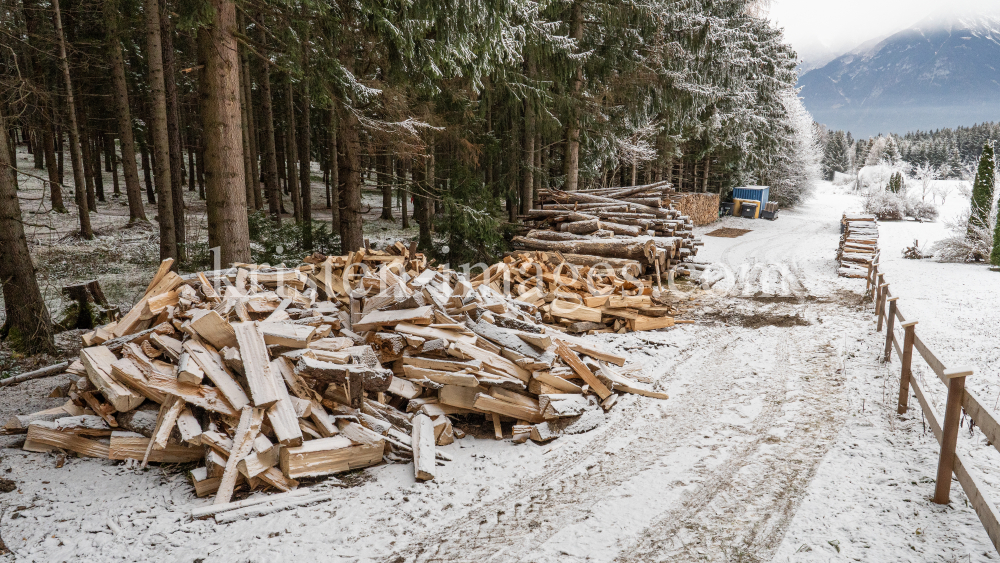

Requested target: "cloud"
[{"left": 769, "top": 0, "right": 999, "bottom": 63}]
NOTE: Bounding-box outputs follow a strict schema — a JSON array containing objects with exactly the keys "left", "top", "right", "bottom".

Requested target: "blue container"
[{"left": 732, "top": 186, "right": 769, "bottom": 209}]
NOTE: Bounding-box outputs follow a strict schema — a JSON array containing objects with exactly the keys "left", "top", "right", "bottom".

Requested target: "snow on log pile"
[
  {"left": 14, "top": 248, "right": 669, "bottom": 508},
  {"left": 838, "top": 214, "right": 879, "bottom": 278},
  {"left": 515, "top": 181, "right": 704, "bottom": 277}
]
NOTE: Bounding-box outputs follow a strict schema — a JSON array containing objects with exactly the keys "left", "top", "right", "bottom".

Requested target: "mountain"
[{"left": 798, "top": 11, "right": 1000, "bottom": 137}]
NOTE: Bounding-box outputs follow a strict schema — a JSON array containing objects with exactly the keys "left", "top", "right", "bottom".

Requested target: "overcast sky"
[{"left": 768, "top": 0, "right": 999, "bottom": 63}]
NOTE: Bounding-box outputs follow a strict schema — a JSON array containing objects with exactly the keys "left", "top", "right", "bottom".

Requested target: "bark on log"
[
  {"left": 598, "top": 222, "right": 642, "bottom": 236},
  {"left": 0, "top": 362, "right": 69, "bottom": 387},
  {"left": 558, "top": 219, "right": 601, "bottom": 234},
  {"left": 512, "top": 236, "right": 656, "bottom": 263}
]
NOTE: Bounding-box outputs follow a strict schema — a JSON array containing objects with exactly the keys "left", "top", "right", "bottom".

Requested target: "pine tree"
[
  {"left": 884, "top": 135, "right": 902, "bottom": 165},
  {"left": 969, "top": 142, "right": 996, "bottom": 237},
  {"left": 991, "top": 196, "right": 1000, "bottom": 266},
  {"left": 888, "top": 172, "right": 903, "bottom": 193},
  {"left": 822, "top": 131, "right": 851, "bottom": 180}
]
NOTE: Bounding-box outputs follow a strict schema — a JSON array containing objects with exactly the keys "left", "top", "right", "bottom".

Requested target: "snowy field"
[{"left": 1, "top": 180, "right": 998, "bottom": 562}]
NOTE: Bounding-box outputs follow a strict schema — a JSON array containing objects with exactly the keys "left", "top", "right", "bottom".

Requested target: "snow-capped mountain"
[{"left": 798, "top": 11, "right": 1000, "bottom": 137}]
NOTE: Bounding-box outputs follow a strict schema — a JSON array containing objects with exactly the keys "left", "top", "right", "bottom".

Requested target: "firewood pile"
[
  {"left": 13, "top": 247, "right": 669, "bottom": 514},
  {"left": 838, "top": 213, "right": 879, "bottom": 278},
  {"left": 499, "top": 251, "right": 692, "bottom": 333},
  {"left": 514, "top": 182, "right": 703, "bottom": 278}
]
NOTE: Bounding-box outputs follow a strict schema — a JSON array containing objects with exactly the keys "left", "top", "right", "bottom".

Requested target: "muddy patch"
[{"left": 700, "top": 308, "right": 812, "bottom": 328}]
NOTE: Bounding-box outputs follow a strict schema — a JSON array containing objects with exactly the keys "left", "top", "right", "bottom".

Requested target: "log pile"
[
  {"left": 838, "top": 214, "right": 879, "bottom": 278},
  {"left": 515, "top": 182, "right": 703, "bottom": 276},
  {"left": 669, "top": 193, "right": 720, "bottom": 227},
  {"left": 15, "top": 250, "right": 669, "bottom": 508}
]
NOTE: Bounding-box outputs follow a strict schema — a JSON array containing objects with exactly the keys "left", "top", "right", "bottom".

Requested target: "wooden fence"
[{"left": 866, "top": 257, "right": 1000, "bottom": 552}]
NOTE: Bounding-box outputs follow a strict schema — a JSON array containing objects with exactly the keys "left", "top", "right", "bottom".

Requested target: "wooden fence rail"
[{"left": 865, "top": 257, "right": 1000, "bottom": 552}]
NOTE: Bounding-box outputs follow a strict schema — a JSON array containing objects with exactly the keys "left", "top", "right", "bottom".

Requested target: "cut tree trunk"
[{"left": 512, "top": 236, "right": 656, "bottom": 263}]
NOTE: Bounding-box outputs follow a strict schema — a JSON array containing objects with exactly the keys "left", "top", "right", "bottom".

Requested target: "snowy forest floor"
[{"left": 1, "top": 152, "right": 999, "bottom": 561}]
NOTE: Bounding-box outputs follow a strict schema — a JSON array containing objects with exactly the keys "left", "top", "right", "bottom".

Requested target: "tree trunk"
[
  {"left": 56, "top": 124, "right": 65, "bottom": 184},
  {"left": 298, "top": 74, "right": 312, "bottom": 250},
  {"left": 336, "top": 105, "right": 363, "bottom": 253},
  {"left": 104, "top": 133, "right": 120, "bottom": 195},
  {"left": 256, "top": 34, "right": 280, "bottom": 222},
  {"left": 563, "top": 0, "right": 584, "bottom": 192},
  {"left": 77, "top": 102, "right": 99, "bottom": 207},
  {"left": 240, "top": 41, "right": 261, "bottom": 210},
  {"left": 239, "top": 67, "right": 255, "bottom": 211},
  {"left": 144, "top": 0, "right": 176, "bottom": 260},
  {"left": 196, "top": 140, "right": 205, "bottom": 199},
  {"left": 397, "top": 155, "right": 407, "bottom": 229},
  {"left": 160, "top": 11, "right": 185, "bottom": 259},
  {"left": 198, "top": 0, "right": 250, "bottom": 265},
  {"left": 53, "top": 0, "right": 92, "bottom": 239},
  {"left": 702, "top": 155, "right": 710, "bottom": 193},
  {"left": 379, "top": 152, "right": 393, "bottom": 220},
  {"left": 0, "top": 112, "right": 56, "bottom": 355},
  {"left": 138, "top": 127, "right": 155, "bottom": 203},
  {"left": 328, "top": 106, "right": 339, "bottom": 231},
  {"left": 42, "top": 119, "right": 66, "bottom": 213},
  {"left": 187, "top": 143, "right": 195, "bottom": 193},
  {"left": 285, "top": 78, "right": 300, "bottom": 221},
  {"left": 416, "top": 147, "right": 433, "bottom": 251},
  {"left": 521, "top": 55, "right": 535, "bottom": 215}
]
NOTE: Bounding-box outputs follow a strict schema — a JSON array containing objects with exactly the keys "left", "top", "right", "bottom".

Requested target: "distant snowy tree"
[
  {"left": 969, "top": 142, "right": 996, "bottom": 244},
  {"left": 764, "top": 91, "right": 821, "bottom": 205},
  {"left": 913, "top": 163, "right": 938, "bottom": 202},
  {"left": 822, "top": 131, "right": 851, "bottom": 180}
]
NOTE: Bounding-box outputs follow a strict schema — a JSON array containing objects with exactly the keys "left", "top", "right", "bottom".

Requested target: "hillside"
[{"left": 799, "top": 11, "right": 1000, "bottom": 137}]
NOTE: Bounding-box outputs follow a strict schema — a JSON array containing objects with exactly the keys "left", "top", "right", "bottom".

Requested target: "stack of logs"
[
  {"left": 514, "top": 182, "right": 703, "bottom": 280},
  {"left": 13, "top": 247, "right": 668, "bottom": 511},
  {"left": 838, "top": 214, "right": 879, "bottom": 278}
]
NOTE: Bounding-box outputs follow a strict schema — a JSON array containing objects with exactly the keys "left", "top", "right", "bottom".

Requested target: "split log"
[{"left": 412, "top": 413, "right": 435, "bottom": 481}]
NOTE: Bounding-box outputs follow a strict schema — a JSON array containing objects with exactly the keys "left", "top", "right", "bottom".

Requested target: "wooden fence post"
[
  {"left": 876, "top": 283, "right": 889, "bottom": 332},
  {"left": 934, "top": 367, "right": 974, "bottom": 504},
  {"left": 896, "top": 320, "right": 917, "bottom": 414},
  {"left": 883, "top": 297, "right": 898, "bottom": 363}
]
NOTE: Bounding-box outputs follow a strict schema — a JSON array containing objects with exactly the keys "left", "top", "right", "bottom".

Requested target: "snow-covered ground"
[{"left": 1, "top": 181, "right": 998, "bottom": 562}]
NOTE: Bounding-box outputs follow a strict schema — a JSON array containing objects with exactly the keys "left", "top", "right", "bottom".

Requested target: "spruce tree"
[
  {"left": 969, "top": 142, "right": 996, "bottom": 236},
  {"left": 991, "top": 197, "right": 1000, "bottom": 266},
  {"left": 888, "top": 172, "right": 903, "bottom": 193}
]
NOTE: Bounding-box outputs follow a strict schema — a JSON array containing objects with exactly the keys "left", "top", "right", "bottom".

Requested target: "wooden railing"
[{"left": 866, "top": 257, "right": 1000, "bottom": 552}]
